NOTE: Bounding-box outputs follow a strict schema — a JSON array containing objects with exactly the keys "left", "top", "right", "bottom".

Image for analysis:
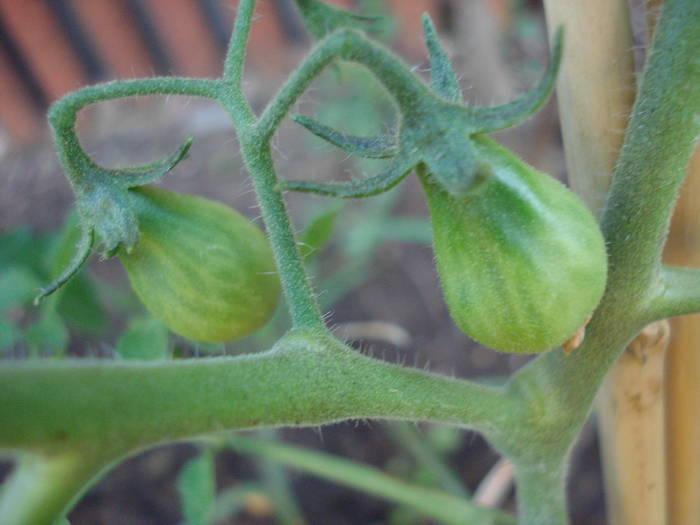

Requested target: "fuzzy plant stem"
[
  {"left": 255, "top": 29, "right": 430, "bottom": 144},
  {"left": 238, "top": 141, "right": 327, "bottom": 330},
  {"left": 228, "top": 27, "right": 432, "bottom": 330},
  {"left": 495, "top": 1, "right": 700, "bottom": 522},
  {"left": 513, "top": 461, "right": 568, "bottom": 525},
  {"left": 47, "top": 77, "right": 220, "bottom": 187},
  {"left": 0, "top": 333, "right": 510, "bottom": 458}
]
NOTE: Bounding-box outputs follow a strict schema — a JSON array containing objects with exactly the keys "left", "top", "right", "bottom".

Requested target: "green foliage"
[
  {"left": 24, "top": 308, "right": 69, "bottom": 357},
  {"left": 177, "top": 449, "right": 216, "bottom": 525},
  {"left": 0, "top": 268, "right": 42, "bottom": 313},
  {"left": 230, "top": 435, "right": 514, "bottom": 525},
  {"left": 0, "top": 220, "right": 108, "bottom": 355},
  {"left": 115, "top": 316, "right": 169, "bottom": 360},
  {"left": 298, "top": 201, "right": 344, "bottom": 261}
]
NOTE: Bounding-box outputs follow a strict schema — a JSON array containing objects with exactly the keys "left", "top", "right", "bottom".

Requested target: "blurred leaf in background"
[
  {"left": 177, "top": 448, "right": 216, "bottom": 525},
  {"left": 115, "top": 316, "right": 169, "bottom": 360}
]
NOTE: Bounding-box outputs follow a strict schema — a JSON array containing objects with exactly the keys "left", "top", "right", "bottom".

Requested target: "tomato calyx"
[
  {"left": 35, "top": 132, "right": 193, "bottom": 303},
  {"left": 278, "top": 16, "right": 563, "bottom": 201}
]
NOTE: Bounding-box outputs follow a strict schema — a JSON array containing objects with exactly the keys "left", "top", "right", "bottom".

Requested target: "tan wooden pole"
[
  {"left": 541, "top": 0, "right": 636, "bottom": 218},
  {"left": 643, "top": 1, "right": 700, "bottom": 521},
  {"left": 663, "top": 135, "right": 700, "bottom": 525}
]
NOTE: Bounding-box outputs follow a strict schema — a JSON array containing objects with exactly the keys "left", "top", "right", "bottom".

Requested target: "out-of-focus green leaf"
[
  {"left": 299, "top": 201, "right": 344, "bottom": 261},
  {"left": 25, "top": 308, "right": 69, "bottom": 357},
  {"left": 115, "top": 317, "right": 169, "bottom": 360},
  {"left": 0, "top": 317, "right": 21, "bottom": 353},
  {"left": 56, "top": 275, "right": 107, "bottom": 336},
  {"left": 426, "top": 425, "right": 463, "bottom": 456},
  {"left": 0, "top": 267, "right": 42, "bottom": 312},
  {"left": 229, "top": 436, "right": 514, "bottom": 525},
  {"left": 177, "top": 449, "right": 216, "bottom": 525},
  {"left": 0, "top": 228, "right": 50, "bottom": 276}
]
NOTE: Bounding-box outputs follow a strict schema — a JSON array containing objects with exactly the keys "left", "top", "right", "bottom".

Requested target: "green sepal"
[
  {"left": 293, "top": 0, "right": 381, "bottom": 41},
  {"left": 421, "top": 129, "right": 482, "bottom": 197},
  {"left": 34, "top": 227, "right": 94, "bottom": 304},
  {"left": 101, "top": 137, "right": 193, "bottom": 189},
  {"left": 422, "top": 14, "right": 461, "bottom": 102},
  {"left": 76, "top": 180, "right": 140, "bottom": 257},
  {"left": 278, "top": 156, "right": 414, "bottom": 198},
  {"left": 293, "top": 115, "right": 398, "bottom": 158},
  {"left": 67, "top": 137, "right": 192, "bottom": 257},
  {"left": 467, "top": 27, "right": 563, "bottom": 132},
  {"left": 38, "top": 138, "right": 192, "bottom": 300}
]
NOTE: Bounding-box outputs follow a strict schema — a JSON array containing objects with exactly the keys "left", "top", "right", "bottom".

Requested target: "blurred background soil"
[{"left": 0, "top": 1, "right": 611, "bottom": 523}]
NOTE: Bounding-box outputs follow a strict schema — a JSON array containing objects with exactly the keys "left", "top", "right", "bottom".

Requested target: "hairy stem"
[
  {"left": 600, "top": 0, "right": 700, "bottom": 305},
  {"left": 495, "top": 0, "right": 700, "bottom": 497},
  {"left": 223, "top": 0, "right": 256, "bottom": 86},
  {"left": 48, "top": 77, "right": 221, "bottom": 188},
  {"left": 238, "top": 143, "right": 325, "bottom": 330},
  {"left": 648, "top": 266, "right": 700, "bottom": 320},
  {"left": 256, "top": 29, "right": 430, "bottom": 142},
  {"left": 513, "top": 461, "right": 568, "bottom": 525},
  {"left": 0, "top": 332, "right": 510, "bottom": 458}
]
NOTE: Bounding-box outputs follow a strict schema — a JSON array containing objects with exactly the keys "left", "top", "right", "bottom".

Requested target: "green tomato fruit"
[
  {"left": 119, "top": 186, "right": 281, "bottom": 343},
  {"left": 421, "top": 136, "right": 607, "bottom": 353}
]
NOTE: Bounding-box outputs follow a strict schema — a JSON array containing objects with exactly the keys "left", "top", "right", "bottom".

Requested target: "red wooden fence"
[{"left": 0, "top": 0, "right": 447, "bottom": 145}]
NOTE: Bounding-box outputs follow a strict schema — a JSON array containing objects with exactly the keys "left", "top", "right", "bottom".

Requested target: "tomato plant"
[{"left": 1, "top": 0, "right": 699, "bottom": 524}]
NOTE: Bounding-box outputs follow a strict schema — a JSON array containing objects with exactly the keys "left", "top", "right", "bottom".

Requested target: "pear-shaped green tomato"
[
  {"left": 421, "top": 136, "right": 607, "bottom": 353},
  {"left": 120, "top": 186, "right": 281, "bottom": 343}
]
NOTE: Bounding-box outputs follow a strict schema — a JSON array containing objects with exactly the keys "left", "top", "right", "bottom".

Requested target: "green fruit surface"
[
  {"left": 421, "top": 136, "right": 607, "bottom": 353},
  {"left": 120, "top": 186, "right": 281, "bottom": 343}
]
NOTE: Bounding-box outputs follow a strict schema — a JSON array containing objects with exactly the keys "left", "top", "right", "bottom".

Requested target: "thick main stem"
[
  {"left": 513, "top": 462, "right": 568, "bottom": 525},
  {"left": 0, "top": 333, "right": 509, "bottom": 458},
  {"left": 500, "top": 1, "right": 700, "bottom": 522}
]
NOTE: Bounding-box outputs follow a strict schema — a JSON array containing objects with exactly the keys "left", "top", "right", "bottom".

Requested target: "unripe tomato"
[
  {"left": 119, "top": 186, "right": 281, "bottom": 343},
  {"left": 421, "top": 136, "right": 607, "bottom": 353}
]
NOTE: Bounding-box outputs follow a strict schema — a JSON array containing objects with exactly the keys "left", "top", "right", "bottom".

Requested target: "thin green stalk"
[
  {"left": 47, "top": 77, "right": 221, "bottom": 188},
  {"left": 229, "top": 435, "right": 514, "bottom": 525},
  {"left": 648, "top": 266, "right": 700, "bottom": 320},
  {"left": 238, "top": 144, "right": 325, "bottom": 330},
  {"left": 223, "top": 0, "right": 256, "bottom": 86},
  {"left": 255, "top": 29, "right": 430, "bottom": 143},
  {"left": 220, "top": 0, "right": 256, "bottom": 125}
]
